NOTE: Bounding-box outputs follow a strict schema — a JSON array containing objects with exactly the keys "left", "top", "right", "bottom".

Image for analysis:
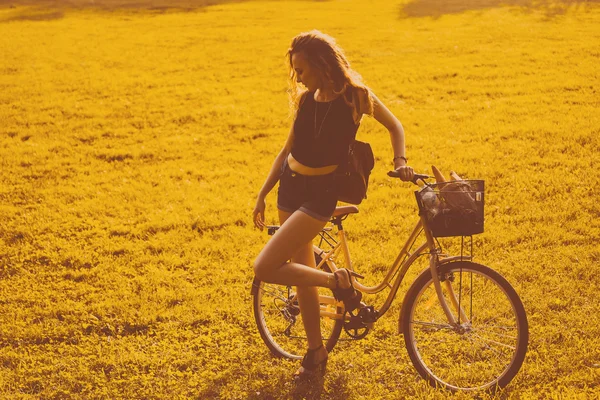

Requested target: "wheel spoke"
[
  {"left": 473, "top": 324, "right": 518, "bottom": 331},
  {"left": 411, "top": 320, "right": 454, "bottom": 330},
  {"left": 259, "top": 285, "right": 292, "bottom": 302},
  {"left": 471, "top": 327, "right": 518, "bottom": 341},
  {"left": 469, "top": 332, "right": 516, "bottom": 351}
]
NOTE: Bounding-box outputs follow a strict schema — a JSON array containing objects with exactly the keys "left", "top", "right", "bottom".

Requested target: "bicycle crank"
[{"left": 343, "top": 304, "right": 378, "bottom": 340}]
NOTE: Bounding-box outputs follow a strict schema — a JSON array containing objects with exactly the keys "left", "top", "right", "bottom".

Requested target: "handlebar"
[{"left": 387, "top": 170, "right": 431, "bottom": 185}]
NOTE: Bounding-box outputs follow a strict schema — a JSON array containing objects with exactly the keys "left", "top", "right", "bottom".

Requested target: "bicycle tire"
[
  {"left": 400, "top": 261, "right": 528, "bottom": 392},
  {"left": 252, "top": 252, "right": 344, "bottom": 360}
]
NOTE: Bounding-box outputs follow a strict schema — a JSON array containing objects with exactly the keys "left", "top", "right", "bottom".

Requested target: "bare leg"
[
  {"left": 278, "top": 210, "right": 328, "bottom": 376},
  {"left": 253, "top": 210, "right": 338, "bottom": 288},
  {"left": 297, "top": 285, "right": 323, "bottom": 349},
  {"left": 253, "top": 208, "right": 355, "bottom": 377}
]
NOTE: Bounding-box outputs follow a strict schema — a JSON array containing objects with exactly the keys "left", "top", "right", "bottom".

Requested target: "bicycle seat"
[{"left": 332, "top": 205, "right": 359, "bottom": 218}]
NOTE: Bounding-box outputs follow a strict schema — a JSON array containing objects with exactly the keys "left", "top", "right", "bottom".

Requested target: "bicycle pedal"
[{"left": 358, "top": 305, "right": 378, "bottom": 323}]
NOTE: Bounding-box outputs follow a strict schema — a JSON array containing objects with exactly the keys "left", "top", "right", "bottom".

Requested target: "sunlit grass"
[{"left": 0, "top": 0, "right": 599, "bottom": 398}]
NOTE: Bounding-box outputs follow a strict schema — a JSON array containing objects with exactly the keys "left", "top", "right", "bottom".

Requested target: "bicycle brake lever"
[{"left": 411, "top": 174, "right": 431, "bottom": 185}]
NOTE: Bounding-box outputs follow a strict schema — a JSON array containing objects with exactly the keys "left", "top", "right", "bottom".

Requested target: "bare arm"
[
  {"left": 253, "top": 125, "right": 294, "bottom": 229},
  {"left": 371, "top": 92, "right": 414, "bottom": 181}
]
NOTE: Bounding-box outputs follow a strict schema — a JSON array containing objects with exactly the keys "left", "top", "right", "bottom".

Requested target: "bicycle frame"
[
  {"left": 313, "top": 215, "right": 472, "bottom": 327},
  {"left": 253, "top": 180, "right": 528, "bottom": 391}
]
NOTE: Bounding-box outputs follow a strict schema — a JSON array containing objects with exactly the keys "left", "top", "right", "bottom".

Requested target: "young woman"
[{"left": 253, "top": 30, "right": 414, "bottom": 380}]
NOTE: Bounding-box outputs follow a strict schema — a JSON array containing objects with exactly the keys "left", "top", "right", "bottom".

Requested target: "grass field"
[{"left": 1, "top": 0, "right": 599, "bottom": 398}]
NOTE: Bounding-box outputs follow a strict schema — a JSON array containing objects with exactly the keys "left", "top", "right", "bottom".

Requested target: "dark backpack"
[{"left": 335, "top": 140, "right": 375, "bottom": 205}]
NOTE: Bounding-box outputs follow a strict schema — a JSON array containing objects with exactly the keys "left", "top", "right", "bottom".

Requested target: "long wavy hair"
[{"left": 287, "top": 30, "right": 374, "bottom": 123}]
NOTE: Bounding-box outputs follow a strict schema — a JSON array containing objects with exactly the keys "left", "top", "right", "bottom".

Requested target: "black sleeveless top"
[{"left": 291, "top": 90, "right": 359, "bottom": 168}]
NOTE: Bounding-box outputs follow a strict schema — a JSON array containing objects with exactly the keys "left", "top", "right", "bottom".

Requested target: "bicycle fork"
[{"left": 424, "top": 224, "right": 471, "bottom": 328}]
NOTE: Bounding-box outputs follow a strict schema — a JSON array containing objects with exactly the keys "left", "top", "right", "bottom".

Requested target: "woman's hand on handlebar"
[
  {"left": 392, "top": 165, "right": 414, "bottom": 182},
  {"left": 388, "top": 169, "right": 430, "bottom": 185}
]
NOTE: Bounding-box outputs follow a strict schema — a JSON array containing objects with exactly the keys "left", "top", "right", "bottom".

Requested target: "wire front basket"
[{"left": 415, "top": 180, "right": 485, "bottom": 237}]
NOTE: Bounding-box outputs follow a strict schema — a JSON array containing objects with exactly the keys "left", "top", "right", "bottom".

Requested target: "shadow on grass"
[
  {"left": 0, "top": 0, "right": 328, "bottom": 22},
  {"left": 289, "top": 375, "right": 326, "bottom": 400},
  {"left": 400, "top": 0, "right": 600, "bottom": 18},
  {"left": 231, "top": 367, "right": 351, "bottom": 400},
  {"left": 0, "top": 0, "right": 245, "bottom": 22}
]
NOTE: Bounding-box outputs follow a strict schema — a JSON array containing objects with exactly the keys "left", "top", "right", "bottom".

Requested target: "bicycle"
[{"left": 251, "top": 173, "right": 529, "bottom": 392}]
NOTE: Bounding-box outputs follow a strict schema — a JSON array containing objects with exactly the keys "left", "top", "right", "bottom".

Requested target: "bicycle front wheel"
[
  {"left": 252, "top": 253, "right": 344, "bottom": 360},
  {"left": 401, "top": 261, "right": 528, "bottom": 392}
]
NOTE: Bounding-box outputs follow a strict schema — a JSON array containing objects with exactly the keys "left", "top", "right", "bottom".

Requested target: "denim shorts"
[{"left": 277, "top": 161, "right": 337, "bottom": 222}]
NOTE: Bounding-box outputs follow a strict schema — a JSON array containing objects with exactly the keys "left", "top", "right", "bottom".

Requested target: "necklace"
[{"left": 314, "top": 100, "right": 333, "bottom": 138}]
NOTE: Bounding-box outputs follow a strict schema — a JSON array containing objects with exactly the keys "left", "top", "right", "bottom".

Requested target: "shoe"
[
  {"left": 293, "top": 344, "right": 328, "bottom": 381},
  {"left": 332, "top": 268, "right": 363, "bottom": 313}
]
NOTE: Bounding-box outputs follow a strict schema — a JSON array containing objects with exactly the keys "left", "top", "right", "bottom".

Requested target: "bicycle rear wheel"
[
  {"left": 252, "top": 253, "right": 344, "bottom": 360},
  {"left": 401, "top": 261, "right": 528, "bottom": 392}
]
